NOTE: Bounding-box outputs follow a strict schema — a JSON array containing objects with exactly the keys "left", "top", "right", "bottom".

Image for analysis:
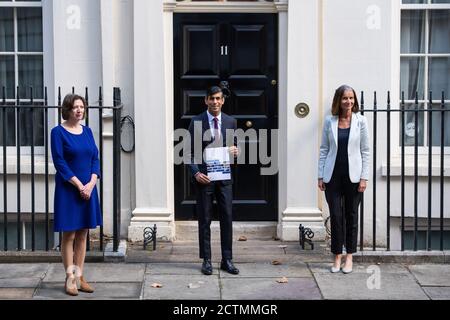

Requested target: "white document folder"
[{"left": 204, "top": 147, "right": 231, "bottom": 181}]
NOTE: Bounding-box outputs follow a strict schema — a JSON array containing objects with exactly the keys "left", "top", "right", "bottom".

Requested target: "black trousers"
[
  {"left": 325, "top": 168, "right": 361, "bottom": 255},
  {"left": 196, "top": 182, "right": 233, "bottom": 260}
]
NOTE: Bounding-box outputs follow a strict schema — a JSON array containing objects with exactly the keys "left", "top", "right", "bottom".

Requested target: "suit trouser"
[
  {"left": 325, "top": 169, "right": 361, "bottom": 254},
  {"left": 196, "top": 182, "right": 233, "bottom": 260}
]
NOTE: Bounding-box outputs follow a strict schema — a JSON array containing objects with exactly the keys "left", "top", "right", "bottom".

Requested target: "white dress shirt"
[{"left": 207, "top": 111, "right": 222, "bottom": 139}]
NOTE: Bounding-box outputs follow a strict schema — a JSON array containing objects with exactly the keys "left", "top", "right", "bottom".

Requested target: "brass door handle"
[
  {"left": 295, "top": 103, "right": 310, "bottom": 118},
  {"left": 245, "top": 121, "right": 253, "bottom": 128}
]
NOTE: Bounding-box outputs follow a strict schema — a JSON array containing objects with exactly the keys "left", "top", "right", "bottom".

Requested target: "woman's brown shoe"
[
  {"left": 76, "top": 276, "right": 94, "bottom": 293},
  {"left": 65, "top": 275, "right": 79, "bottom": 296}
]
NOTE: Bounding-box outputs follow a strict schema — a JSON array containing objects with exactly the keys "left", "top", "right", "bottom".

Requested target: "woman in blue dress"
[{"left": 51, "top": 94, "right": 101, "bottom": 296}]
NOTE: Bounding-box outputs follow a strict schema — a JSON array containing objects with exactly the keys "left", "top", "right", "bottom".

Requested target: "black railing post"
[
  {"left": 85, "top": 87, "right": 89, "bottom": 127},
  {"left": 30, "top": 87, "right": 36, "bottom": 251},
  {"left": 372, "top": 91, "right": 377, "bottom": 251},
  {"left": 57, "top": 87, "right": 62, "bottom": 248},
  {"left": 401, "top": 92, "right": 405, "bottom": 251},
  {"left": 16, "top": 86, "right": 22, "bottom": 251},
  {"left": 414, "top": 92, "right": 419, "bottom": 251},
  {"left": 427, "top": 92, "right": 433, "bottom": 251},
  {"left": 2, "top": 87, "right": 7, "bottom": 251},
  {"left": 57, "top": 87, "right": 62, "bottom": 125},
  {"left": 98, "top": 87, "right": 104, "bottom": 251},
  {"left": 44, "top": 87, "right": 49, "bottom": 251},
  {"left": 440, "top": 91, "right": 445, "bottom": 251},
  {"left": 85, "top": 87, "right": 90, "bottom": 252},
  {"left": 112, "top": 87, "right": 122, "bottom": 252},
  {"left": 386, "top": 91, "right": 391, "bottom": 251},
  {"left": 359, "top": 91, "right": 365, "bottom": 251}
]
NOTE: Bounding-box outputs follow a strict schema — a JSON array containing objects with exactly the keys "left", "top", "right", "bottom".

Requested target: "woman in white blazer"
[{"left": 318, "top": 85, "right": 370, "bottom": 274}]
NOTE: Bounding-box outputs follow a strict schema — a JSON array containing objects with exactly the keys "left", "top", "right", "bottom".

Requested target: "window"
[
  {"left": 0, "top": 221, "right": 54, "bottom": 251},
  {"left": 0, "top": 0, "right": 44, "bottom": 148},
  {"left": 404, "top": 230, "right": 450, "bottom": 250},
  {"left": 400, "top": 0, "right": 450, "bottom": 147}
]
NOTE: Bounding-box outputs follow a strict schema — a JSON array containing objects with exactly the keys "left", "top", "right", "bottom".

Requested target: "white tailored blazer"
[{"left": 318, "top": 112, "right": 370, "bottom": 183}]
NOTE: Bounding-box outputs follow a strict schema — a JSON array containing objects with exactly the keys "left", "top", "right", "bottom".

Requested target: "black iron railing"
[
  {"left": 0, "top": 86, "right": 122, "bottom": 252},
  {"left": 359, "top": 90, "right": 448, "bottom": 251}
]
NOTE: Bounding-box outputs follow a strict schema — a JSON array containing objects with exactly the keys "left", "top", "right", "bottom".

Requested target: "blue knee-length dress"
[{"left": 51, "top": 124, "right": 102, "bottom": 232}]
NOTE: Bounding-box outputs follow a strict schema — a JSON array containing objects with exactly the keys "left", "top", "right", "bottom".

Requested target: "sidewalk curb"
[
  {"left": 104, "top": 240, "right": 127, "bottom": 262},
  {"left": 0, "top": 251, "right": 104, "bottom": 263},
  {"left": 0, "top": 240, "right": 126, "bottom": 263},
  {"left": 353, "top": 251, "right": 449, "bottom": 264}
]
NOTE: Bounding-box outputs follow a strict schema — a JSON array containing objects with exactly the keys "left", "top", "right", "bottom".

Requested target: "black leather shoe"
[
  {"left": 201, "top": 259, "right": 213, "bottom": 275},
  {"left": 220, "top": 259, "right": 239, "bottom": 275}
]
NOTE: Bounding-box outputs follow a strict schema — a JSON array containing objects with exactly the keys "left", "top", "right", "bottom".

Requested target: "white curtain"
[
  {"left": 0, "top": 7, "right": 44, "bottom": 147},
  {"left": 401, "top": 9, "right": 450, "bottom": 146}
]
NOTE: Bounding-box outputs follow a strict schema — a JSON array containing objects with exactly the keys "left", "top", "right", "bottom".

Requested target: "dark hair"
[
  {"left": 206, "top": 81, "right": 231, "bottom": 99},
  {"left": 61, "top": 94, "right": 87, "bottom": 120},
  {"left": 331, "top": 85, "right": 359, "bottom": 116},
  {"left": 206, "top": 86, "right": 223, "bottom": 98}
]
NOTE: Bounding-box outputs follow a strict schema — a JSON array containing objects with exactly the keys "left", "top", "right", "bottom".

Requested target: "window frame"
[
  {"left": 0, "top": 0, "right": 44, "bottom": 155},
  {"left": 399, "top": 0, "right": 450, "bottom": 154}
]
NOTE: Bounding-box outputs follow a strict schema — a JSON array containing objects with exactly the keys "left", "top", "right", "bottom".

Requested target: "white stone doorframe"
[{"left": 129, "top": 0, "right": 325, "bottom": 242}]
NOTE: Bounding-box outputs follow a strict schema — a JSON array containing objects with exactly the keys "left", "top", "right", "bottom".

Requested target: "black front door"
[{"left": 174, "top": 13, "right": 278, "bottom": 221}]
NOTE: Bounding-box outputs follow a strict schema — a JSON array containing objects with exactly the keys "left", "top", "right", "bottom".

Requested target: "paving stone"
[
  {"left": 308, "top": 263, "right": 410, "bottom": 274},
  {"left": 225, "top": 254, "right": 328, "bottom": 264},
  {"left": 0, "top": 288, "right": 35, "bottom": 299},
  {"left": 146, "top": 263, "right": 219, "bottom": 275},
  {"left": 142, "top": 275, "right": 220, "bottom": 300},
  {"left": 43, "top": 263, "right": 145, "bottom": 282},
  {"left": 0, "top": 278, "right": 41, "bottom": 288},
  {"left": 422, "top": 287, "right": 450, "bottom": 300},
  {"left": 0, "top": 240, "right": 447, "bottom": 301},
  {"left": 313, "top": 272, "right": 429, "bottom": 300},
  {"left": 221, "top": 277, "right": 322, "bottom": 300},
  {"left": 0, "top": 264, "right": 49, "bottom": 279},
  {"left": 408, "top": 265, "right": 450, "bottom": 286},
  {"left": 219, "top": 262, "right": 311, "bottom": 278},
  {"left": 153, "top": 255, "right": 204, "bottom": 263},
  {"left": 33, "top": 282, "right": 141, "bottom": 300}
]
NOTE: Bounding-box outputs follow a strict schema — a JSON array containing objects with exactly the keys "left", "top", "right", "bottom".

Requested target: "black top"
[{"left": 335, "top": 127, "right": 350, "bottom": 173}]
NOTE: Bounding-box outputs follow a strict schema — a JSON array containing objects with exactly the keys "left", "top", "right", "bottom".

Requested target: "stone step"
[{"left": 174, "top": 221, "right": 277, "bottom": 241}]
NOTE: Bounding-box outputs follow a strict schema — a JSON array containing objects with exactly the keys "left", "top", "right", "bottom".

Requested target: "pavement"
[{"left": 0, "top": 240, "right": 449, "bottom": 300}]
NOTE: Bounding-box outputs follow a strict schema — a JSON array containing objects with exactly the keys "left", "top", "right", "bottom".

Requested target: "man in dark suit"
[{"left": 187, "top": 85, "right": 239, "bottom": 275}]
